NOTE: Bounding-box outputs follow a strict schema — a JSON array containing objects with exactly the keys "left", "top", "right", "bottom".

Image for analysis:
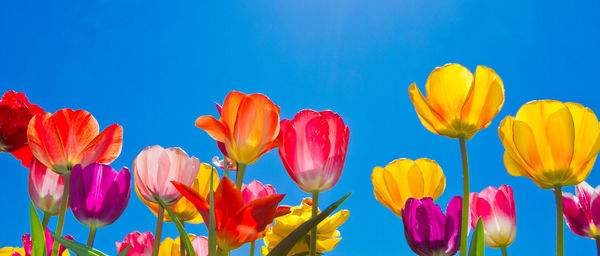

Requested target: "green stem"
[
  {"left": 86, "top": 227, "right": 97, "bottom": 247},
  {"left": 309, "top": 191, "right": 319, "bottom": 256},
  {"left": 501, "top": 246, "right": 508, "bottom": 256},
  {"left": 42, "top": 213, "right": 50, "bottom": 229},
  {"left": 459, "top": 138, "right": 469, "bottom": 256},
  {"left": 223, "top": 154, "right": 228, "bottom": 178},
  {"left": 249, "top": 241, "right": 255, "bottom": 256},
  {"left": 180, "top": 222, "right": 185, "bottom": 256},
  {"left": 51, "top": 173, "right": 70, "bottom": 256},
  {"left": 235, "top": 163, "right": 246, "bottom": 189},
  {"left": 152, "top": 205, "right": 165, "bottom": 256},
  {"left": 555, "top": 185, "right": 564, "bottom": 256},
  {"left": 596, "top": 238, "right": 600, "bottom": 256}
]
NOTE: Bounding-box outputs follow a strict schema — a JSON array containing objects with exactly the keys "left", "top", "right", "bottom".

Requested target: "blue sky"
[{"left": 1, "top": 0, "right": 600, "bottom": 255}]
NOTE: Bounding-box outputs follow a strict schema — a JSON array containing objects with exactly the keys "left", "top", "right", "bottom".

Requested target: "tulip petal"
[
  {"left": 461, "top": 65, "right": 505, "bottom": 129},
  {"left": 195, "top": 116, "right": 227, "bottom": 142},
  {"left": 562, "top": 192, "right": 590, "bottom": 237},
  {"left": 220, "top": 91, "right": 246, "bottom": 133},
  {"left": 79, "top": 124, "right": 123, "bottom": 167},
  {"left": 566, "top": 103, "right": 600, "bottom": 181},
  {"left": 425, "top": 63, "right": 473, "bottom": 122},
  {"left": 408, "top": 83, "right": 447, "bottom": 136}
]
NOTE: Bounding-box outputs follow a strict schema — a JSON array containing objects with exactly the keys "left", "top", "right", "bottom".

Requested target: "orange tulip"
[
  {"left": 195, "top": 91, "right": 281, "bottom": 165},
  {"left": 27, "top": 109, "right": 123, "bottom": 175}
]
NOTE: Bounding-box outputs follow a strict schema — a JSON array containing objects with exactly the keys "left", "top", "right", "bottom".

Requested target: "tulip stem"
[
  {"left": 223, "top": 154, "right": 228, "bottom": 178},
  {"left": 501, "top": 246, "right": 508, "bottom": 256},
  {"left": 51, "top": 173, "right": 70, "bottom": 256},
  {"left": 458, "top": 138, "right": 469, "bottom": 256},
  {"left": 152, "top": 205, "right": 165, "bottom": 256},
  {"left": 235, "top": 163, "right": 247, "bottom": 189},
  {"left": 249, "top": 241, "right": 255, "bottom": 256},
  {"left": 180, "top": 222, "right": 185, "bottom": 256},
  {"left": 309, "top": 191, "right": 319, "bottom": 256},
  {"left": 86, "top": 227, "right": 97, "bottom": 247},
  {"left": 595, "top": 238, "right": 600, "bottom": 256},
  {"left": 42, "top": 213, "right": 50, "bottom": 229},
  {"left": 555, "top": 185, "right": 564, "bottom": 256}
]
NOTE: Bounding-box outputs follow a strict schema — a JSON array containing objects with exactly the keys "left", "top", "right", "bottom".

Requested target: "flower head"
[
  {"left": 498, "top": 100, "right": 600, "bottom": 189},
  {"left": 470, "top": 185, "right": 517, "bottom": 248},
  {"left": 409, "top": 63, "right": 505, "bottom": 139},
  {"left": 29, "top": 158, "right": 65, "bottom": 215},
  {"left": 261, "top": 198, "right": 349, "bottom": 256},
  {"left": 372, "top": 158, "right": 446, "bottom": 217},
  {"left": 116, "top": 231, "right": 154, "bottom": 256},
  {"left": 562, "top": 181, "right": 600, "bottom": 239},
  {"left": 158, "top": 235, "right": 208, "bottom": 256},
  {"left": 21, "top": 227, "right": 73, "bottom": 256}
]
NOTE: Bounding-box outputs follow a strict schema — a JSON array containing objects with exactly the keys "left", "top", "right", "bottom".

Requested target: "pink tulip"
[
  {"left": 279, "top": 110, "right": 350, "bottom": 193},
  {"left": 20, "top": 228, "right": 73, "bottom": 256},
  {"left": 191, "top": 236, "right": 209, "bottom": 256},
  {"left": 470, "top": 185, "right": 517, "bottom": 248},
  {"left": 562, "top": 181, "right": 600, "bottom": 239},
  {"left": 28, "top": 158, "right": 65, "bottom": 215},
  {"left": 133, "top": 145, "right": 200, "bottom": 205},
  {"left": 116, "top": 231, "right": 154, "bottom": 256},
  {"left": 241, "top": 180, "right": 276, "bottom": 204}
]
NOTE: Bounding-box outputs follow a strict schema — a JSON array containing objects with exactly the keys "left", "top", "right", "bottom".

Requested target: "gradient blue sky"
[{"left": 1, "top": 1, "right": 599, "bottom": 255}]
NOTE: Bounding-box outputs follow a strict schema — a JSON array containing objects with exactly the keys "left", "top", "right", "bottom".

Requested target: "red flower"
[
  {"left": 172, "top": 177, "right": 290, "bottom": 250},
  {"left": 0, "top": 91, "right": 44, "bottom": 167}
]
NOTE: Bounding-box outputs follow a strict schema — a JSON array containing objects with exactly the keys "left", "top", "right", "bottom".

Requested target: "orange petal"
[
  {"left": 52, "top": 109, "right": 100, "bottom": 162},
  {"left": 27, "top": 113, "right": 67, "bottom": 173},
  {"left": 195, "top": 116, "right": 227, "bottom": 142},
  {"left": 220, "top": 91, "right": 247, "bottom": 134},
  {"left": 80, "top": 124, "right": 123, "bottom": 167}
]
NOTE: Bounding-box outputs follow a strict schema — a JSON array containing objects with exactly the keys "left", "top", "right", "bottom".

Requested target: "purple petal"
[
  {"left": 444, "top": 196, "right": 462, "bottom": 255},
  {"left": 562, "top": 192, "right": 591, "bottom": 237},
  {"left": 591, "top": 193, "right": 600, "bottom": 233}
]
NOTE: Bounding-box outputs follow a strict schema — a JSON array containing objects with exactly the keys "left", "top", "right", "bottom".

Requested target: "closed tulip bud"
[
  {"left": 29, "top": 158, "right": 65, "bottom": 215},
  {"left": 562, "top": 181, "right": 600, "bottom": 239},
  {"left": 470, "top": 185, "right": 517, "bottom": 248}
]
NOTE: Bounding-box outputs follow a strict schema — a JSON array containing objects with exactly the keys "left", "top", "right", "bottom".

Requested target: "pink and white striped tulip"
[
  {"left": 116, "top": 231, "right": 154, "bottom": 256},
  {"left": 562, "top": 181, "right": 600, "bottom": 239},
  {"left": 28, "top": 158, "right": 65, "bottom": 215},
  {"left": 133, "top": 145, "right": 200, "bottom": 206},
  {"left": 470, "top": 185, "right": 517, "bottom": 248}
]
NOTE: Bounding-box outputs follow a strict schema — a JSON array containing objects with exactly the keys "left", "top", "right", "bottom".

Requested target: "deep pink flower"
[
  {"left": 470, "top": 185, "right": 517, "bottom": 248},
  {"left": 562, "top": 181, "right": 600, "bottom": 239},
  {"left": 28, "top": 158, "right": 65, "bottom": 216},
  {"left": 116, "top": 231, "right": 154, "bottom": 256},
  {"left": 402, "top": 197, "right": 462, "bottom": 256},
  {"left": 279, "top": 110, "right": 350, "bottom": 193},
  {"left": 70, "top": 163, "right": 131, "bottom": 229},
  {"left": 20, "top": 227, "right": 73, "bottom": 256},
  {"left": 241, "top": 180, "right": 277, "bottom": 204}
]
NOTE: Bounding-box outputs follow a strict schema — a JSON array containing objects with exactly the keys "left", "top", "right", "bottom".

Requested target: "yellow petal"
[
  {"left": 499, "top": 116, "right": 536, "bottom": 177},
  {"left": 414, "top": 158, "right": 445, "bottom": 199},
  {"left": 544, "top": 106, "right": 575, "bottom": 171},
  {"left": 461, "top": 65, "right": 505, "bottom": 130},
  {"left": 318, "top": 210, "right": 349, "bottom": 234},
  {"left": 424, "top": 63, "right": 473, "bottom": 122},
  {"left": 371, "top": 166, "right": 400, "bottom": 216},
  {"left": 566, "top": 103, "right": 600, "bottom": 174},
  {"left": 408, "top": 83, "right": 447, "bottom": 136}
]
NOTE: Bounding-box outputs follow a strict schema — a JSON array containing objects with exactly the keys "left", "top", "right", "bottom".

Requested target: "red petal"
[{"left": 80, "top": 124, "right": 123, "bottom": 167}]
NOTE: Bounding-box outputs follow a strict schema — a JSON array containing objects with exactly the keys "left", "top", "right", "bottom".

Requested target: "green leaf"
[
  {"left": 149, "top": 189, "right": 196, "bottom": 256},
  {"left": 117, "top": 245, "right": 131, "bottom": 256},
  {"left": 468, "top": 217, "right": 485, "bottom": 256},
  {"left": 50, "top": 235, "right": 108, "bottom": 256},
  {"left": 29, "top": 202, "right": 46, "bottom": 256},
  {"left": 208, "top": 168, "right": 217, "bottom": 256},
  {"left": 266, "top": 192, "right": 352, "bottom": 256}
]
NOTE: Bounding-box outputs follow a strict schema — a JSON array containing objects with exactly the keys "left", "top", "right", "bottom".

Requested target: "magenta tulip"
[
  {"left": 20, "top": 227, "right": 73, "bottom": 256},
  {"left": 29, "top": 158, "right": 65, "bottom": 216},
  {"left": 279, "top": 110, "right": 350, "bottom": 193},
  {"left": 402, "top": 196, "right": 462, "bottom": 256},
  {"left": 470, "top": 185, "right": 516, "bottom": 249},
  {"left": 69, "top": 163, "right": 131, "bottom": 229},
  {"left": 562, "top": 181, "right": 600, "bottom": 240},
  {"left": 116, "top": 231, "right": 154, "bottom": 256}
]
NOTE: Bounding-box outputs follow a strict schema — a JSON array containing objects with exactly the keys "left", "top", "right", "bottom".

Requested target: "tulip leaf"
[
  {"left": 266, "top": 192, "right": 352, "bottom": 256},
  {"left": 208, "top": 168, "right": 217, "bottom": 256},
  {"left": 117, "top": 245, "right": 131, "bottom": 256},
  {"left": 50, "top": 234, "right": 108, "bottom": 256},
  {"left": 29, "top": 202, "right": 46, "bottom": 256},
  {"left": 150, "top": 189, "right": 196, "bottom": 256},
  {"left": 468, "top": 217, "right": 485, "bottom": 256}
]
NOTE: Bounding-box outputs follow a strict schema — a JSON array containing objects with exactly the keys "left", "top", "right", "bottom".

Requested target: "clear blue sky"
[{"left": 1, "top": 1, "right": 599, "bottom": 255}]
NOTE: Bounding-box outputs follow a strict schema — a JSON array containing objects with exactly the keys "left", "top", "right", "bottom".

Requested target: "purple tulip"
[
  {"left": 70, "top": 163, "right": 131, "bottom": 229},
  {"left": 401, "top": 196, "right": 462, "bottom": 256},
  {"left": 562, "top": 181, "right": 600, "bottom": 239}
]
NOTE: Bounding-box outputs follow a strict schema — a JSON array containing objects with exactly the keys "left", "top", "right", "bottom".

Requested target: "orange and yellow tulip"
[
  {"left": 195, "top": 91, "right": 281, "bottom": 165},
  {"left": 371, "top": 158, "right": 446, "bottom": 217},
  {"left": 498, "top": 100, "right": 600, "bottom": 189},
  {"left": 409, "top": 63, "right": 505, "bottom": 140}
]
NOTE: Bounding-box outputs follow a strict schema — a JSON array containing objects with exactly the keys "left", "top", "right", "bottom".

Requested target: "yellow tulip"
[
  {"left": 159, "top": 235, "right": 207, "bottom": 256},
  {"left": 261, "top": 198, "right": 349, "bottom": 256},
  {"left": 371, "top": 158, "right": 446, "bottom": 217},
  {"left": 0, "top": 247, "right": 25, "bottom": 256},
  {"left": 137, "top": 163, "right": 219, "bottom": 223},
  {"left": 409, "top": 63, "right": 505, "bottom": 139},
  {"left": 499, "top": 100, "right": 600, "bottom": 189}
]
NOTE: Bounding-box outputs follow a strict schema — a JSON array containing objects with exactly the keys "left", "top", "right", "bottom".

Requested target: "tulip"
[
  {"left": 242, "top": 180, "right": 276, "bottom": 204},
  {"left": 29, "top": 158, "right": 65, "bottom": 225},
  {"left": 261, "top": 198, "right": 349, "bottom": 256},
  {"left": 498, "top": 100, "right": 600, "bottom": 256},
  {"left": 372, "top": 158, "right": 446, "bottom": 217},
  {"left": 0, "top": 247, "right": 25, "bottom": 256},
  {"left": 116, "top": 231, "right": 154, "bottom": 256},
  {"left": 172, "top": 177, "right": 290, "bottom": 252},
  {"left": 158, "top": 236, "right": 208, "bottom": 256},
  {"left": 26, "top": 108, "right": 123, "bottom": 256},
  {"left": 133, "top": 145, "right": 200, "bottom": 256},
  {"left": 470, "top": 185, "right": 516, "bottom": 253},
  {"left": 195, "top": 91, "right": 281, "bottom": 187},
  {"left": 70, "top": 163, "right": 131, "bottom": 247},
  {"left": 20, "top": 227, "right": 73, "bottom": 256},
  {"left": 0, "top": 91, "right": 44, "bottom": 168},
  {"left": 562, "top": 181, "right": 600, "bottom": 253},
  {"left": 402, "top": 196, "right": 462, "bottom": 256},
  {"left": 137, "top": 163, "right": 218, "bottom": 224},
  {"left": 409, "top": 63, "right": 505, "bottom": 256}
]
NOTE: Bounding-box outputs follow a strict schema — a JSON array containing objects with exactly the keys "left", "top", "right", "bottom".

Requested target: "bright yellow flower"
[
  {"left": 371, "top": 158, "right": 446, "bottom": 217},
  {"left": 137, "top": 163, "right": 218, "bottom": 223},
  {"left": 159, "top": 235, "right": 207, "bottom": 256},
  {"left": 0, "top": 247, "right": 25, "bottom": 256},
  {"left": 499, "top": 100, "right": 600, "bottom": 189},
  {"left": 409, "top": 63, "right": 505, "bottom": 139},
  {"left": 261, "top": 198, "right": 349, "bottom": 256}
]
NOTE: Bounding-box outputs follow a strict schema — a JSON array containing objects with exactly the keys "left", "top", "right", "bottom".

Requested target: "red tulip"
[
  {"left": 0, "top": 90, "right": 44, "bottom": 167},
  {"left": 172, "top": 177, "right": 290, "bottom": 250},
  {"left": 279, "top": 110, "right": 350, "bottom": 192}
]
